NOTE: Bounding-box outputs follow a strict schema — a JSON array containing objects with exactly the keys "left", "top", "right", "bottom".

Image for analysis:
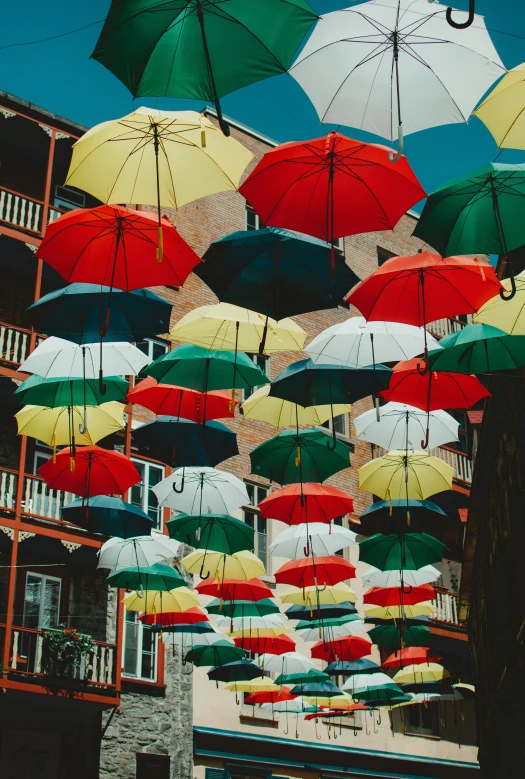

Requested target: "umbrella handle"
[
  {"left": 420, "top": 426, "right": 430, "bottom": 450},
  {"left": 303, "top": 539, "right": 310, "bottom": 557},
  {"left": 388, "top": 125, "right": 404, "bottom": 163},
  {"left": 317, "top": 582, "right": 327, "bottom": 592},
  {"left": 446, "top": 0, "right": 475, "bottom": 28},
  {"left": 99, "top": 368, "right": 107, "bottom": 397},
  {"left": 172, "top": 475, "right": 185, "bottom": 493},
  {"left": 79, "top": 407, "right": 88, "bottom": 436},
  {"left": 401, "top": 585, "right": 413, "bottom": 595},
  {"left": 199, "top": 558, "right": 211, "bottom": 580},
  {"left": 500, "top": 268, "right": 517, "bottom": 301}
]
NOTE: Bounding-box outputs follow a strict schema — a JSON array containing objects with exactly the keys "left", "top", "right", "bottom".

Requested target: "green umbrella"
[
  {"left": 206, "top": 599, "right": 279, "bottom": 618},
  {"left": 358, "top": 533, "right": 444, "bottom": 571},
  {"left": 208, "top": 660, "right": 263, "bottom": 683},
  {"left": 368, "top": 624, "right": 431, "bottom": 649},
  {"left": 166, "top": 512, "right": 254, "bottom": 554},
  {"left": 144, "top": 344, "right": 268, "bottom": 392},
  {"left": 413, "top": 162, "right": 525, "bottom": 299},
  {"left": 250, "top": 427, "right": 350, "bottom": 485},
  {"left": 275, "top": 669, "right": 329, "bottom": 686},
  {"left": 295, "top": 615, "right": 361, "bottom": 632},
  {"left": 185, "top": 640, "right": 246, "bottom": 667},
  {"left": 106, "top": 563, "right": 185, "bottom": 591},
  {"left": 92, "top": 0, "right": 318, "bottom": 135},
  {"left": 428, "top": 323, "right": 525, "bottom": 374},
  {"left": 15, "top": 374, "right": 129, "bottom": 407}
]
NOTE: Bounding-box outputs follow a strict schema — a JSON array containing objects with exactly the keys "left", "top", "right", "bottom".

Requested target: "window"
[
  {"left": 377, "top": 247, "right": 396, "bottom": 267},
  {"left": 123, "top": 610, "right": 157, "bottom": 681},
  {"left": 246, "top": 205, "right": 264, "bottom": 231},
  {"left": 242, "top": 353, "right": 270, "bottom": 399},
  {"left": 448, "top": 410, "right": 469, "bottom": 454},
  {"left": 33, "top": 443, "right": 52, "bottom": 475},
  {"left": 130, "top": 459, "right": 165, "bottom": 529},
  {"left": 137, "top": 338, "right": 169, "bottom": 363},
  {"left": 54, "top": 185, "right": 85, "bottom": 211},
  {"left": 136, "top": 752, "right": 170, "bottom": 779},
  {"left": 23, "top": 573, "right": 61, "bottom": 629},
  {"left": 243, "top": 483, "right": 268, "bottom": 570},
  {"left": 404, "top": 701, "right": 439, "bottom": 736},
  {"left": 333, "top": 516, "right": 345, "bottom": 557},
  {"left": 322, "top": 414, "right": 349, "bottom": 438}
]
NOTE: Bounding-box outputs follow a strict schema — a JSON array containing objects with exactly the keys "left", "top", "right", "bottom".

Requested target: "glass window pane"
[
  {"left": 246, "top": 484, "right": 255, "bottom": 507},
  {"left": 152, "top": 341, "right": 168, "bottom": 361},
  {"left": 23, "top": 575, "right": 42, "bottom": 629},
  {"left": 333, "top": 414, "right": 347, "bottom": 435},
  {"left": 130, "top": 461, "right": 145, "bottom": 511},
  {"left": 243, "top": 511, "right": 255, "bottom": 531},
  {"left": 41, "top": 578, "right": 61, "bottom": 628},
  {"left": 124, "top": 620, "right": 139, "bottom": 676}
]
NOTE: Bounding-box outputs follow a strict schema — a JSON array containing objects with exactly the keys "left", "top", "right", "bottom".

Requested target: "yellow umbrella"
[
  {"left": 363, "top": 603, "right": 434, "bottom": 620},
  {"left": 65, "top": 108, "right": 253, "bottom": 258},
  {"left": 473, "top": 63, "right": 525, "bottom": 149},
  {"left": 311, "top": 693, "right": 356, "bottom": 710},
  {"left": 393, "top": 662, "right": 450, "bottom": 685},
  {"left": 15, "top": 402, "right": 124, "bottom": 450},
  {"left": 230, "top": 626, "right": 292, "bottom": 638},
  {"left": 358, "top": 450, "right": 453, "bottom": 501},
  {"left": 225, "top": 678, "right": 280, "bottom": 694},
  {"left": 123, "top": 587, "right": 199, "bottom": 613},
  {"left": 474, "top": 271, "right": 525, "bottom": 334},
  {"left": 280, "top": 582, "right": 357, "bottom": 606},
  {"left": 181, "top": 549, "right": 266, "bottom": 581},
  {"left": 241, "top": 384, "right": 351, "bottom": 428}
]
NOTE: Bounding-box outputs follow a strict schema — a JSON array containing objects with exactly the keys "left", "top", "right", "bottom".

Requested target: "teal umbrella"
[
  {"left": 106, "top": 562, "right": 185, "bottom": 591},
  {"left": 368, "top": 624, "right": 432, "bottom": 649},
  {"left": 15, "top": 374, "right": 129, "bottom": 407},
  {"left": 61, "top": 496, "right": 153, "bottom": 539},
  {"left": 250, "top": 427, "right": 350, "bottom": 485},
  {"left": 428, "top": 323, "right": 525, "bottom": 373},
  {"left": 167, "top": 513, "right": 254, "bottom": 555},
  {"left": 275, "top": 669, "right": 329, "bottom": 686},
  {"left": 185, "top": 640, "right": 246, "bottom": 667},
  {"left": 358, "top": 533, "right": 445, "bottom": 571},
  {"left": 206, "top": 599, "right": 279, "bottom": 618},
  {"left": 92, "top": 0, "right": 318, "bottom": 135},
  {"left": 208, "top": 660, "right": 263, "bottom": 684}
]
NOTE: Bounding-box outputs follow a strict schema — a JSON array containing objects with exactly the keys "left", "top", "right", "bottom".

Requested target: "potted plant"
[{"left": 42, "top": 627, "right": 95, "bottom": 680}]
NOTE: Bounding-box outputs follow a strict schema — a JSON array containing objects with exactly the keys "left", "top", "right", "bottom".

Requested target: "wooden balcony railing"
[
  {"left": 431, "top": 588, "right": 460, "bottom": 626},
  {"left": 432, "top": 446, "right": 473, "bottom": 484},
  {"left": 22, "top": 474, "right": 74, "bottom": 521},
  {"left": 427, "top": 316, "right": 471, "bottom": 340},
  {"left": 0, "top": 186, "right": 43, "bottom": 234},
  {"left": 0, "top": 322, "right": 34, "bottom": 366},
  {"left": 6, "top": 624, "right": 117, "bottom": 689},
  {"left": 0, "top": 467, "right": 17, "bottom": 512}
]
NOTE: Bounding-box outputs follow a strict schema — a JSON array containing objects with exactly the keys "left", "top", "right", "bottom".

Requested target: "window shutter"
[
  {"left": 205, "top": 769, "right": 226, "bottom": 779},
  {"left": 136, "top": 752, "right": 170, "bottom": 779}
]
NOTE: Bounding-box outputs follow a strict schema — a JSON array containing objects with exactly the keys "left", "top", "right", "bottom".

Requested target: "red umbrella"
[
  {"left": 140, "top": 608, "right": 208, "bottom": 626},
  {"left": 240, "top": 132, "right": 425, "bottom": 275},
  {"left": 258, "top": 483, "right": 354, "bottom": 525},
  {"left": 363, "top": 584, "right": 436, "bottom": 608},
  {"left": 195, "top": 578, "right": 273, "bottom": 602},
  {"left": 382, "top": 647, "right": 441, "bottom": 669},
  {"left": 311, "top": 636, "right": 372, "bottom": 663},
  {"left": 274, "top": 556, "right": 356, "bottom": 588},
  {"left": 233, "top": 635, "right": 296, "bottom": 655},
  {"left": 245, "top": 687, "right": 296, "bottom": 705},
  {"left": 37, "top": 205, "right": 201, "bottom": 290},
  {"left": 305, "top": 704, "right": 368, "bottom": 719},
  {"left": 127, "top": 378, "right": 235, "bottom": 421},
  {"left": 38, "top": 445, "right": 141, "bottom": 497}
]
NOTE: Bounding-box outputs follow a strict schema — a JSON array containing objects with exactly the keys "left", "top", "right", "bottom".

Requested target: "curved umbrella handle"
[
  {"left": 303, "top": 539, "right": 310, "bottom": 557},
  {"left": 446, "top": 0, "right": 475, "bottom": 29},
  {"left": 500, "top": 269, "right": 517, "bottom": 301},
  {"left": 326, "top": 425, "right": 337, "bottom": 451},
  {"left": 401, "top": 584, "right": 413, "bottom": 595},
  {"left": 172, "top": 475, "right": 185, "bottom": 494},
  {"left": 199, "top": 558, "right": 211, "bottom": 580},
  {"left": 317, "top": 582, "right": 327, "bottom": 592},
  {"left": 99, "top": 368, "right": 107, "bottom": 396},
  {"left": 420, "top": 426, "right": 430, "bottom": 450},
  {"left": 79, "top": 407, "right": 88, "bottom": 436},
  {"left": 416, "top": 355, "right": 428, "bottom": 375},
  {"left": 388, "top": 125, "right": 404, "bottom": 163}
]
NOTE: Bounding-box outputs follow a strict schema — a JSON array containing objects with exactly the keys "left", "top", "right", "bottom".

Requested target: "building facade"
[{"left": 0, "top": 91, "right": 477, "bottom": 779}]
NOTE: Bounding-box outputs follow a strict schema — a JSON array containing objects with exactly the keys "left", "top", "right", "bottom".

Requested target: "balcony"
[
  {"left": 0, "top": 467, "right": 17, "bottom": 514},
  {"left": 430, "top": 587, "right": 460, "bottom": 626},
  {"left": 0, "top": 322, "right": 34, "bottom": 367},
  {"left": 432, "top": 446, "right": 473, "bottom": 484},
  {"left": 22, "top": 474, "right": 74, "bottom": 521},
  {"left": 427, "top": 316, "right": 470, "bottom": 340}
]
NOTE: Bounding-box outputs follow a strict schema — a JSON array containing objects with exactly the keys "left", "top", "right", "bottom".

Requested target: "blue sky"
[{"left": 2, "top": 0, "right": 525, "bottom": 197}]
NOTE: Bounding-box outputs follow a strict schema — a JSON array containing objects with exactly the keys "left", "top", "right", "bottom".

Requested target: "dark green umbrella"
[
  {"left": 132, "top": 417, "right": 238, "bottom": 467},
  {"left": 360, "top": 499, "right": 447, "bottom": 535},
  {"left": 295, "top": 615, "right": 362, "bottom": 632},
  {"left": 250, "top": 427, "right": 350, "bottom": 485},
  {"left": 206, "top": 599, "right": 279, "bottom": 618},
  {"left": 15, "top": 374, "right": 129, "bottom": 407},
  {"left": 208, "top": 660, "right": 263, "bottom": 684},
  {"left": 61, "top": 496, "right": 153, "bottom": 538},
  {"left": 150, "top": 622, "right": 213, "bottom": 634},
  {"left": 144, "top": 344, "right": 268, "bottom": 392},
  {"left": 358, "top": 533, "right": 445, "bottom": 571},
  {"left": 106, "top": 562, "right": 185, "bottom": 591},
  {"left": 368, "top": 624, "right": 431, "bottom": 649},
  {"left": 353, "top": 688, "right": 412, "bottom": 706},
  {"left": 196, "top": 227, "right": 359, "bottom": 323},
  {"left": 428, "top": 323, "right": 525, "bottom": 374},
  {"left": 275, "top": 669, "right": 329, "bottom": 686},
  {"left": 413, "top": 162, "right": 525, "bottom": 299},
  {"left": 285, "top": 602, "right": 357, "bottom": 621},
  {"left": 290, "top": 680, "right": 341, "bottom": 697},
  {"left": 185, "top": 640, "right": 246, "bottom": 667},
  {"left": 92, "top": 0, "right": 318, "bottom": 135},
  {"left": 325, "top": 660, "right": 381, "bottom": 677},
  {"left": 167, "top": 513, "right": 254, "bottom": 555}
]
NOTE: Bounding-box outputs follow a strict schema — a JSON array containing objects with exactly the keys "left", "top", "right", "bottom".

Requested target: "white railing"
[
  {"left": 0, "top": 186, "right": 42, "bottom": 233},
  {"left": 48, "top": 207, "right": 65, "bottom": 225},
  {"left": 431, "top": 589, "right": 460, "bottom": 625},
  {"left": 427, "top": 316, "right": 471, "bottom": 340},
  {"left": 22, "top": 475, "right": 74, "bottom": 520},
  {"left": 0, "top": 323, "right": 32, "bottom": 365},
  {"left": 432, "top": 446, "right": 473, "bottom": 484},
  {"left": 0, "top": 468, "right": 17, "bottom": 511}
]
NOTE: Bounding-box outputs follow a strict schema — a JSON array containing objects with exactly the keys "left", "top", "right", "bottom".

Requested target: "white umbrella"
[
  {"left": 290, "top": 0, "right": 504, "bottom": 157},
  {"left": 361, "top": 565, "right": 441, "bottom": 589},
  {"left": 19, "top": 336, "right": 149, "bottom": 379},
  {"left": 97, "top": 533, "right": 181, "bottom": 572},
  {"left": 269, "top": 523, "right": 356, "bottom": 560},
  {"left": 162, "top": 628, "right": 226, "bottom": 648},
  {"left": 354, "top": 402, "right": 459, "bottom": 451},
  {"left": 342, "top": 672, "right": 399, "bottom": 693},
  {"left": 261, "top": 696, "right": 314, "bottom": 713},
  {"left": 214, "top": 615, "right": 286, "bottom": 632},
  {"left": 306, "top": 318, "right": 440, "bottom": 368},
  {"left": 256, "top": 652, "right": 315, "bottom": 675},
  {"left": 152, "top": 466, "right": 249, "bottom": 514},
  {"left": 297, "top": 620, "right": 370, "bottom": 643}
]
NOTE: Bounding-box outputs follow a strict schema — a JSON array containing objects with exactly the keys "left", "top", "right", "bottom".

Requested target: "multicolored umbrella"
[
  {"left": 61, "top": 496, "right": 153, "bottom": 539},
  {"left": 167, "top": 513, "right": 254, "bottom": 555},
  {"left": 127, "top": 378, "right": 234, "bottom": 422},
  {"left": 358, "top": 532, "right": 445, "bottom": 571},
  {"left": 258, "top": 482, "right": 354, "bottom": 525},
  {"left": 132, "top": 417, "right": 238, "bottom": 467}
]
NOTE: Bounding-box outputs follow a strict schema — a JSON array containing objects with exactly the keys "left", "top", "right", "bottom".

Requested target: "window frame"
[
  {"left": 242, "top": 482, "right": 269, "bottom": 570},
  {"left": 321, "top": 413, "right": 350, "bottom": 438},
  {"left": 129, "top": 457, "right": 166, "bottom": 530},
  {"left": 122, "top": 608, "right": 158, "bottom": 682},
  {"left": 137, "top": 337, "right": 170, "bottom": 364},
  {"left": 23, "top": 571, "right": 62, "bottom": 629},
  {"left": 242, "top": 353, "right": 270, "bottom": 400},
  {"left": 245, "top": 205, "right": 264, "bottom": 231}
]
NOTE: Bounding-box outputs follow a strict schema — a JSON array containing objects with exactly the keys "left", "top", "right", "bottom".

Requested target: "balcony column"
[{"left": 40, "top": 127, "right": 56, "bottom": 236}]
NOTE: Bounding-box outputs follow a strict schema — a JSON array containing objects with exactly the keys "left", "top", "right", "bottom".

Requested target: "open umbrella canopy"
[
  {"left": 368, "top": 624, "right": 431, "bottom": 649},
  {"left": 61, "top": 496, "right": 153, "bottom": 539},
  {"left": 15, "top": 402, "right": 124, "bottom": 447},
  {"left": 259, "top": 483, "right": 354, "bottom": 526},
  {"left": 181, "top": 550, "right": 265, "bottom": 581},
  {"left": 285, "top": 602, "right": 357, "bottom": 621},
  {"left": 275, "top": 669, "right": 329, "bottom": 686},
  {"left": 256, "top": 652, "right": 315, "bottom": 676},
  {"left": 363, "top": 584, "right": 436, "bottom": 607},
  {"left": 359, "top": 533, "right": 445, "bottom": 571},
  {"left": 106, "top": 563, "right": 185, "bottom": 592},
  {"left": 27, "top": 284, "right": 171, "bottom": 345},
  {"left": 224, "top": 677, "right": 279, "bottom": 694},
  {"left": 325, "top": 659, "right": 381, "bottom": 677},
  {"left": 215, "top": 615, "right": 288, "bottom": 635},
  {"left": 364, "top": 603, "right": 434, "bottom": 620},
  {"left": 393, "top": 663, "right": 450, "bottom": 685},
  {"left": 15, "top": 374, "right": 129, "bottom": 408},
  {"left": 169, "top": 303, "right": 306, "bottom": 354},
  {"left": 36, "top": 204, "right": 201, "bottom": 290},
  {"left": 241, "top": 385, "right": 350, "bottom": 429},
  {"left": 274, "top": 556, "right": 356, "bottom": 588},
  {"left": 19, "top": 337, "right": 149, "bottom": 380},
  {"left": 196, "top": 578, "right": 272, "bottom": 602},
  {"left": 263, "top": 697, "right": 317, "bottom": 714},
  {"left": 206, "top": 599, "right": 279, "bottom": 618},
  {"left": 360, "top": 500, "right": 446, "bottom": 535},
  {"left": 244, "top": 687, "right": 296, "bottom": 706},
  {"left": 269, "top": 359, "right": 392, "bottom": 407},
  {"left": 428, "top": 323, "right": 525, "bottom": 374},
  {"left": 473, "top": 63, "right": 525, "bottom": 150},
  {"left": 269, "top": 523, "right": 356, "bottom": 560},
  {"left": 150, "top": 621, "right": 216, "bottom": 636},
  {"left": 196, "top": 227, "right": 359, "bottom": 319},
  {"left": 97, "top": 534, "right": 181, "bottom": 572},
  {"left": 475, "top": 270, "right": 525, "bottom": 335},
  {"left": 296, "top": 617, "right": 368, "bottom": 643},
  {"left": 383, "top": 647, "right": 441, "bottom": 669},
  {"left": 311, "top": 636, "right": 372, "bottom": 663},
  {"left": 354, "top": 403, "right": 459, "bottom": 452},
  {"left": 38, "top": 445, "right": 141, "bottom": 497},
  {"left": 358, "top": 450, "right": 454, "bottom": 502},
  {"left": 186, "top": 641, "right": 247, "bottom": 668},
  {"left": 141, "top": 608, "right": 208, "bottom": 626},
  {"left": 233, "top": 635, "right": 296, "bottom": 655},
  {"left": 280, "top": 582, "right": 357, "bottom": 606},
  {"left": 127, "top": 378, "right": 234, "bottom": 422},
  {"left": 132, "top": 417, "right": 238, "bottom": 467},
  {"left": 123, "top": 587, "right": 199, "bottom": 614},
  {"left": 250, "top": 428, "right": 351, "bottom": 485},
  {"left": 290, "top": 680, "right": 341, "bottom": 698},
  {"left": 144, "top": 344, "right": 268, "bottom": 391},
  {"left": 167, "top": 513, "right": 253, "bottom": 555},
  {"left": 207, "top": 660, "right": 263, "bottom": 684},
  {"left": 153, "top": 466, "right": 248, "bottom": 515}
]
